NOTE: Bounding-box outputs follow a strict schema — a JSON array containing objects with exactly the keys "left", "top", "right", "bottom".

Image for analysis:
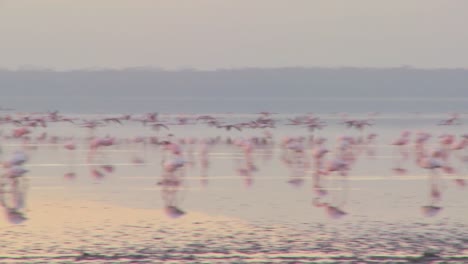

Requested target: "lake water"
[
  {"left": 0, "top": 98, "right": 467, "bottom": 262},
  {"left": 1, "top": 95, "right": 468, "bottom": 114}
]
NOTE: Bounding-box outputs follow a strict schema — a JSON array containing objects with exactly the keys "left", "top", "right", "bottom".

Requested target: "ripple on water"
[{"left": 0, "top": 199, "right": 467, "bottom": 263}]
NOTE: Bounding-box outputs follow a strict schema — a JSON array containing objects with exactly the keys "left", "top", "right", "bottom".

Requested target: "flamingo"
[
  {"left": 438, "top": 113, "right": 461, "bottom": 126},
  {"left": 392, "top": 131, "right": 411, "bottom": 174},
  {"left": 12, "top": 127, "right": 30, "bottom": 138}
]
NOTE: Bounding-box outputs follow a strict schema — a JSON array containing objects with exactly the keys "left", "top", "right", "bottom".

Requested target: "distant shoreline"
[{"left": 1, "top": 67, "right": 467, "bottom": 98}]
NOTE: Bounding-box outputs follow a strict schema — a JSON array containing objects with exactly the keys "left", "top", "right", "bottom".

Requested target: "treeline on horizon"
[{"left": 0, "top": 67, "right": 467, "bottom": 98}]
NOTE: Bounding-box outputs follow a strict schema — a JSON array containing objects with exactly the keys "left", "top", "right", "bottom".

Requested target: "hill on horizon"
[{"left": 1, "top": 67, "right": 467, "bottom": 98}]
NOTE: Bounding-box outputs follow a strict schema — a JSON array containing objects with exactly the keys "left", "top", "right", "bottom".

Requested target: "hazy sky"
[{"left": 1, "top": 0, "right": 467, "bottom": 70}]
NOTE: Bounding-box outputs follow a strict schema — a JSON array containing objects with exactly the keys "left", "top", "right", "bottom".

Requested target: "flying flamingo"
[
  {"left": 392, "top": 131, "right": 411, "bottom": 174},
  {"left": 63, "top": 140, "right": 77, "bottom": 179},
  {"left": 438, "top": 113, "right": 461, "bottom": 126},
  {"left": 87, "top": 136, "right": 116, "bottom": 180},
  {"left": 311, "top": 139, "right": 329, "bottom": 195},
  {"left": 158, "top": 141, "right": 187, "bottom": 218},
  {"left": 416, "top": 148, "right": 455, "bottom": 217}
]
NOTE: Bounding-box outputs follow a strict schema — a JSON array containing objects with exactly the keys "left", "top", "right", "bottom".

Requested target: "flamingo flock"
[{"left": 0, "top": 110, "right": 467, "bottom": 223}]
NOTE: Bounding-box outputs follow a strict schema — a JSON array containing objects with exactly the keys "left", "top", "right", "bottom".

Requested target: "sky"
[{"left": 0, "top": 0, "right": 467, "bottom": 70}]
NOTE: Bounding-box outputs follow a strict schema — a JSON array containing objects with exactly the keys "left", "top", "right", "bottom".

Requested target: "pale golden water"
[{"left": 0, "top": 113, "right": 467, "bottom": 262}]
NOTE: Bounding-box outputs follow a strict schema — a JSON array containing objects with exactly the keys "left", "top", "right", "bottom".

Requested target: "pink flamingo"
[
  {"left": 438, "top": 113, "right": 461, "bottom": 126},
  {"left": 311, "top": 140, "right": 329, "bottom": 195},
  {"left": 159, "top": 141, "right": 187, "bottom": 218},
  {"left": 281, "top": 137, "right": 308, "bottom": 187},
  {"left": 416, "top": 148, "right": 454, "bottom": 217},
  {"left": 87, "top": 136, "right": 116, "bottom": 179},
  {"left": 63, "top": 140, "right": 77, "bottom": 179},
  {"left": 235, "top": 138, "right": 257, "bottom": 187},
  {"left": 392, "top": 130, "right": 411, "bottom": 174},
  {"left": 12, "top": 127, "right": 30, "bottom": 138}
]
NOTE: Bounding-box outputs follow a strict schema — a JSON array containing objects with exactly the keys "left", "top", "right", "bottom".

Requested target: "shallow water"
[{"left": 1, "top": 111, "right": 467, "bottom": 262}]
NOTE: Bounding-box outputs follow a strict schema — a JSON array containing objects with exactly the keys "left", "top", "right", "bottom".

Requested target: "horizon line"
[{"left": 1, "top": 65, "right": 468, "bottom": 73}]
